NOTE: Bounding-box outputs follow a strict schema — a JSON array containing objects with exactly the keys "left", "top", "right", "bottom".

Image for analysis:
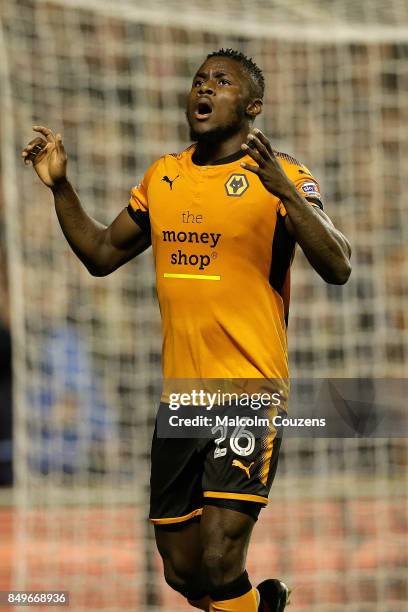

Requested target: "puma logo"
[
  {"left": 161, "top": 175, "right": 179, "bottom": 190},
  {"left": 232, "top": 459, "right": 254, "bottom": 479}
]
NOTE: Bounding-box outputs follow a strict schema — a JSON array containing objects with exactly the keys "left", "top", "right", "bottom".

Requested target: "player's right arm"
[{"left": 21, "top": 126, "right": 150, "bottom": 276}]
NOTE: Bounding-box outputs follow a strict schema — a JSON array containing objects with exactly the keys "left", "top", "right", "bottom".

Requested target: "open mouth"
[{"left": 194, "top": 100, "right": 213, "bottom": 120}]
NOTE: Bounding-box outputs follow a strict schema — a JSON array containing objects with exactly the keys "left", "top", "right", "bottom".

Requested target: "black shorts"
[{"left": 149, "top": 404, "right": 282, "bottom": 525}]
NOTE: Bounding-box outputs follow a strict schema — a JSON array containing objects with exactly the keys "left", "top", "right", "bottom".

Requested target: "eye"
[
  {"left": 219, "top": 78, "right": 231, "bottom": 85},
  {"left": 193, "top": 79, "right": 203, "bottom": 87}
]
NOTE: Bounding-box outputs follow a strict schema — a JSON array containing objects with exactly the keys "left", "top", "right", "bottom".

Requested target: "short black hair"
[{"left": 206, "top": 48, "right": 265, "bottom": 99}]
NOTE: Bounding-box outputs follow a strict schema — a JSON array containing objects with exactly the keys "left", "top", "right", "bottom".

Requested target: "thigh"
[
  {"left": 201, "top": 504, "right": 255, "bottom": 545},
  {"left": 155, "top": 519, "right": 203, "bottom": 570},
  {"left": 200, "top": 505, "right": 255, "bottom": 581}
]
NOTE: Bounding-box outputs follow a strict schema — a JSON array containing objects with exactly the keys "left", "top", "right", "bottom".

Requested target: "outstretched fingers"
[
  {"left": 252, "top": 128, "right": 273, "bottom": 154},
  {"left": 240, "top": 160, "right": 260, "bottom": 175},
  {"left": 54, "top": 132, "right": 65, "bottom": 155},
  {"left": 32, "top": 125, "right": 55, "bottom": 143},
  {"left": 247, "top": 134, "right": 270, "bottom": 162},
  {"left": 241, "top": 129, "right": 273, "bottom": 170},
  {"left": 241, "top": 141, "right": 263, "bottom": 167},
  {"left": 240, "top": 132, "right": 263, "bottom": 174}
]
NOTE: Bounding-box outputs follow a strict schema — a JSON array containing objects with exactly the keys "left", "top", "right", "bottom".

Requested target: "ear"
[{"left": 246, "top": 98, "right": 263, "bottom": 120}]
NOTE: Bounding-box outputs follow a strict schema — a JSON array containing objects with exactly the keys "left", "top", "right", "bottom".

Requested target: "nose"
[{"left": 198, "top": 81, "right": 214, "bottom": 95}]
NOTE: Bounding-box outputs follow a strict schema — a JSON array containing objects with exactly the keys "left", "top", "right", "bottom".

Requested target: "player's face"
[{"left": 186, "top": 57, "right": 252, "bottom": 144}]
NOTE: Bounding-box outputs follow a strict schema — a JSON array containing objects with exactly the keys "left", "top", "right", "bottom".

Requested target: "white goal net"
[{"left": 0, "top": 1, "right": 407, "bottom": 610}]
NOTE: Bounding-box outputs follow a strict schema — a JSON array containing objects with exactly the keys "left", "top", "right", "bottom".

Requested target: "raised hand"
[
  {"left": 21, "top": 126, "right": 67, "bottom": 188},
  {"left": 240, "top": 128, "right": 292, "bottom": 200}
]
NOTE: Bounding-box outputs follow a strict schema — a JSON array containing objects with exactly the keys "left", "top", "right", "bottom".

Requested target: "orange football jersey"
[{"left": 128, "top": 145, "right": 322, "bottom": 389}]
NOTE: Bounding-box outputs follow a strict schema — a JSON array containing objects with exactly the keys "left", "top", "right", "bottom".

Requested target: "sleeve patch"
[{"left": 300, "top": 181, "right": 321, "bottom": 198}]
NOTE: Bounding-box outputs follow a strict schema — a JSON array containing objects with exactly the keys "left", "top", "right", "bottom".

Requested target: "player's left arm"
[{"left": 241, "top": 129, "right": 351, "bottom": 285}]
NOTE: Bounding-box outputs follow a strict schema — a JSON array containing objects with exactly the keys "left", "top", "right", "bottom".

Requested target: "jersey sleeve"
[
  {"left": 127, "top": 160, "right": 160, "bottom": 233},
  {"left": 278, "top": 161, "right": 324, "bottom": 217}
]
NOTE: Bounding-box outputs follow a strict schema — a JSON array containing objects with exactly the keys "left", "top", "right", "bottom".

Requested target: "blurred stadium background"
[{"left": 0, "top": 0, "right": 407, "bottom": 610}]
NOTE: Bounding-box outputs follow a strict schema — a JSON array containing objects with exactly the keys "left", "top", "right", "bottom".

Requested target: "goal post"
[{"left": 1, "top": 1, "right": 407, "bottom": 610}]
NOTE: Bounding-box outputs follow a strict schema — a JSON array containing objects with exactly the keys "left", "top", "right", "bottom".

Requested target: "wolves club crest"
[{"left": 225, "top": 174, "right": 249, "bottom": 197}]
